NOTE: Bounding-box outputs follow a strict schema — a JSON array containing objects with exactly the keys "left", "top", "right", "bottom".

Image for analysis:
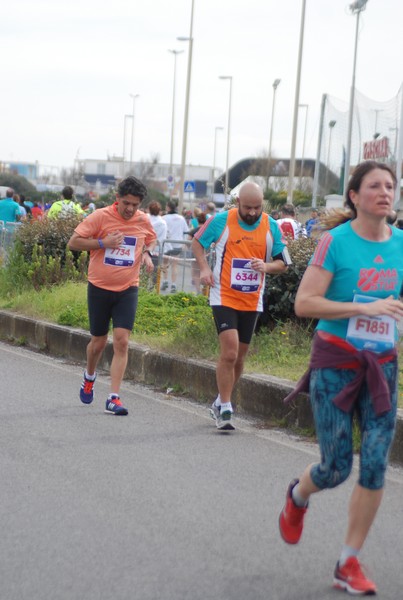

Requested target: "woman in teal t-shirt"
[{"left": 279, "top": 160, "right": 403, "bottom": 596}]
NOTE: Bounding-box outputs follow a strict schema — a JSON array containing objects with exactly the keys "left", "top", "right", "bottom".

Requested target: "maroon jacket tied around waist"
[{"left": 284, "top": 333, "right": 397, "bottom": 416}]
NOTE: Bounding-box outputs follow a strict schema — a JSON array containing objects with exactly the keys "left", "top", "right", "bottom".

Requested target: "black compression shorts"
[
  {"left": 211, "top": 305, "right": 259, "bottom": 344},
  {"left": 87, "top": 282, "right": 138, "bottom": 336}
]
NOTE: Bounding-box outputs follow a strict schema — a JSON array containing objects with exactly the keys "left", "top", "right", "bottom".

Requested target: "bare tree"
[{"left": 136, "top": 153, "right": 160, "bottom": 188}]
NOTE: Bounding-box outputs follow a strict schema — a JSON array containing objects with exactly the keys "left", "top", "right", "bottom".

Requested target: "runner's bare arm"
[
  {"left": 296, "top": 265, "right": 403, "bottom": 321},
  {"left": 68, "top": 231, "right": 124, "bottom": 251},
  {"left": 191, "top": 238, "right": 215, "bottom": 287}
]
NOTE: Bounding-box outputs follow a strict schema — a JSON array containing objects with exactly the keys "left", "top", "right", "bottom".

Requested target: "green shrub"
[
  {"left": 260, "top": 237, "right": 317, "bottom": 327},
  {"left": 0, "top": 242, "right": 31, "bottom": 295},
  {"left": 1, "top": 216, "right": 88, "bottom": 292},
  {"left": 16, "top": 214, "right": 84, "bottom": 262}
]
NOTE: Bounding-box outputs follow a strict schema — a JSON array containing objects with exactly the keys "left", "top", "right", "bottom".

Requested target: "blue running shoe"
[
  {"left": 105, "top": 395, "right": 128, "bottom": 416},
  {"left": 80, "top": 372, "right": 96, "bottom": 404}
]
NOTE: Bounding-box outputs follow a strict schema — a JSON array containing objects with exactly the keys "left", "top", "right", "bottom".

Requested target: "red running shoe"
[
  {"left": 333, "top": 557, "right": 377, "bottom": 596},
  {"left": 279, "top": 479, "right": 308, "bottom": 544}
]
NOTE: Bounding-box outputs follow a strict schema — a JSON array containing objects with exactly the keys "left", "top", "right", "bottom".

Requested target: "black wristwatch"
[{"left": 144, "top": 250, "right": 153, "bottom": 258}]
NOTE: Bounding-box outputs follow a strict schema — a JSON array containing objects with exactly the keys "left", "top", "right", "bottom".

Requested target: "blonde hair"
[{"left": 315, "top": 208, "right": 354, "bottom": 233}]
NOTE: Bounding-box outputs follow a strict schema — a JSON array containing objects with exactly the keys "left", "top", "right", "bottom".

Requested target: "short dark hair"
[
  {"left": 117, "top": 176, "right": 147, "bottom": 200},
  {"left": 62, "top": 186, "right": 74, "bottom": 200},
  {"left": 167, "top": 200, "right": 177, "bottom": 213},
  {"left": 281, "top": 203, "right": 296, "bottom": 217}
]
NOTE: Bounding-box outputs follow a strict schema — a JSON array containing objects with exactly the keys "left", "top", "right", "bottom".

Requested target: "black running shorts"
[
  {"left": 211, "top": 305, "right": 259, "bottom": 344},
  {"left": 87, "top": 282, "right": 139, "bottom": 336}
]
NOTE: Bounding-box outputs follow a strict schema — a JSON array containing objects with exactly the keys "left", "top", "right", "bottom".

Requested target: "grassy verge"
[
  {"left": 0, "top": 280, "right": 311, "bottom": 382},
  {"left": 1, "top": 280, "right": 402, "bottom": 408}
]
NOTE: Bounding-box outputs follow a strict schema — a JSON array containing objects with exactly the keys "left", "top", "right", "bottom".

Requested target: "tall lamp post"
[
  {"left": 343, "top": 0, "right": 369, "bottom": 197},
  {"left": 122, "top": 113, "right": 133, "bottom": 177},
  {"left": 326, "top": 120, "right": 337, "bottom": 192},
  {"left": 129, "top": 93, "right": 139, "bottom": 170},
  {"left": 178, "top": 0, "right": 195, "bottom": 213},
  {"left": 287, "top": 0, "right": 306, "bottom": 202},
  {"left": 219, "top": 75, "right": 233, "bottom": 198},
  {"left": 298, "top": 103, "right": 308, "bottom": 189},
  {"left": 212, "top": 126, "right": 224, "bottom": 198},
  {"left": 267, "top": 78, "right": 281, "bottom": 189},
  {"left": 168, "top": 49, "right": 183, "bottom": 197}
]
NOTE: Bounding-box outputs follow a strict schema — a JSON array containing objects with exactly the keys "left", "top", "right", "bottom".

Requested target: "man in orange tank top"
[{"left": 192, "top": 182, "right": 290, "bottom": 431}]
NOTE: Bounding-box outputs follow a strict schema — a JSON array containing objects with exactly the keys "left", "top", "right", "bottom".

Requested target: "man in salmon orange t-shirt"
[
  {"left": 68, "top": 176, "right": 156, "bottom": 416},
  {"left": 192, "top": 182, "right": 291, "bottom": 431}
]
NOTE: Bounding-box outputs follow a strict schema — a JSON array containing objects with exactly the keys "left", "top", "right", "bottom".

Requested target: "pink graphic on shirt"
[{"left": 358, "top": 268, "right": 398, "bottom": 292}]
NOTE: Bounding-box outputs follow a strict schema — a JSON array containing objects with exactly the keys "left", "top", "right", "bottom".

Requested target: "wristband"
[
  {"left": 144, "top": 250, "right": 152, "bottom": 258},
  {"left": 98, "top": 238, "right": 104, "bottom": 249}
]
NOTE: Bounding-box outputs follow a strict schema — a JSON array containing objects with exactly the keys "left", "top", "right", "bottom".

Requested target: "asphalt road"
[{"left": 1, "top": 341, "right": 403, "bottom": 600}]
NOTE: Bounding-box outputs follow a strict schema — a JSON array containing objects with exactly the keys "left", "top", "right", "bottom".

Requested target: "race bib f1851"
[{"left": 346, "top": 294, "right": 395, "bottom": 353}]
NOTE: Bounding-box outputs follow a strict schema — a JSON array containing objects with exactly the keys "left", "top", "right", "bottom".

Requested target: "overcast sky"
[{"left": 2, "top": 0, "right": 402, "bottom": 175}]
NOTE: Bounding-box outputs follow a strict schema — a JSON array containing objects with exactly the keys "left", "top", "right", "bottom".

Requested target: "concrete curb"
[{"left": 1, "top": 309, "right": 402, "bottom": 466}]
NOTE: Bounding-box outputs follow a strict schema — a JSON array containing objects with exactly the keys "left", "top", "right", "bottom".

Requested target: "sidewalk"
[{"left": 1, "top": 308, "right": 402, "bottom": 466}]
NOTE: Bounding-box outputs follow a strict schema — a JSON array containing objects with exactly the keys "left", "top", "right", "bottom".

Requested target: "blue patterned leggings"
[{"left": 309, "top": 361, "right": 397, "bottom": 491}]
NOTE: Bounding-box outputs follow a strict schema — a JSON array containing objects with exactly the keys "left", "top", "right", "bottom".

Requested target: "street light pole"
[
  {"left": 298, "top": 103, "right": 308, "bottom": 189},
  {"left": 343, "top": 0, "right": 369, "bottom": 197},
  {"left": 122, "top": 114, "right": 133, "bottom": 177},
  {"left": 129, "top": 93, "right": 139, "bottom": 170},
  {"left": 168, "top": 49, "right": 183, "bottom": 197},
  {"left": 267, "top": 78, "right": 281, "bottom": 189},
  {"left": 178, "top": 0, "right": 195, "bottom": 213},
  {"left": 325, "top": 120, "right": 337, "bottom": 192},
  {"left": 287, "top": 0, "right": 306, "bottom": 203},
  {"left": 212, "top": 126, "right": 224, "bottom": 199},
  {"left": 219, "top": 75, "right": 233, "bottom": 198}
]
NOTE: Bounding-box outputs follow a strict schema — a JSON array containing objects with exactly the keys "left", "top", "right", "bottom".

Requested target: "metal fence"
[
  {"left": 0, "top": 226, "right": 213, "bottom": 297},
  {"left": 0, "top": 221, "right": 21, "bottom": 264},
  {"left": 145, "top": 238, "right": 214, "bottom": 296}
]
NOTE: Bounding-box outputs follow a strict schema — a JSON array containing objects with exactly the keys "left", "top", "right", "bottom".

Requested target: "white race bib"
[
  {"left": 104, "top": 236, "right": 137, "bottom": 267},
  {"left": 346, "top": 294, "right": 395, "bottom": 353},
  {"left": 230, "top": 258, "right": 261, "bottom": 293}
]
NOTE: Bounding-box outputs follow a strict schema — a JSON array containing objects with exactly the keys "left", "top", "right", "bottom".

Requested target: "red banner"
[{"left": 363, "top": 137, "right": 390, "bottom": 160}]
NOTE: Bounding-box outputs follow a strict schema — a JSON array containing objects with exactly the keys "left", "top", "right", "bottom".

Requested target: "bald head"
[
  {"left": 238, "top": 182, "right": 263, "bottom": 204},
  {"left": 237, "top": 182, "right": 264, "bottom": 225}
]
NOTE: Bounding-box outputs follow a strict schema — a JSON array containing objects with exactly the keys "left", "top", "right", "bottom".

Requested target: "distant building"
[
  {"left": 3, "top": 161, "right": 39, "bottom": 180},
  {"left": 75, "top": 157, "right": 216, "bottom": 199},
  {"left": 0, "top": 160, "right": 60, "bottom": 184}
]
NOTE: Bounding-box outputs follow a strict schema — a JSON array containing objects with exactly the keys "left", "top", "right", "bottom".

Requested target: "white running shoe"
[{"left": 209, "top": 402, "right": 235, "bottom": 431}]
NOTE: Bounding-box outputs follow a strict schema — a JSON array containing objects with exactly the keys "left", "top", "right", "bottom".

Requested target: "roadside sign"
[
  {"left": 184, "top": 180, "right": 195, "bottom": 193},
  {"left": 167, "top": 175, "right": 174, "bottom": 190}
]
